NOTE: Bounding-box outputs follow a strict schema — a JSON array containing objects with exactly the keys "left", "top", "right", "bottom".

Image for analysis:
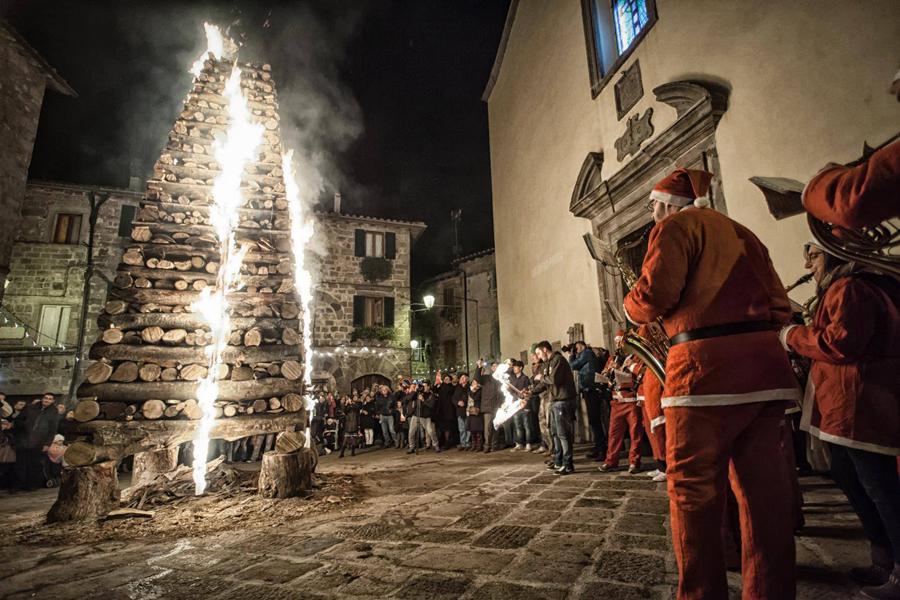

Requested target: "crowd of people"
[{"left": 0, "top": 392, "right": 67, "bottom": 491}]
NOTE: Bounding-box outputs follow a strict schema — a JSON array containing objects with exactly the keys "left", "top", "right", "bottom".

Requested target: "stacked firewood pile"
[{"left": 73, "top": 58, "right": 306, "bottom": 427}]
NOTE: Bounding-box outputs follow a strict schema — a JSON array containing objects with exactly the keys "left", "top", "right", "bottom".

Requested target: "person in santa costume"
[
  {"left": 781, "top": 239, "right": 900, "bottom": 599},
  {"left": 598, "top": 332, "right": 645, "bottom": 474},
  {"left": 624, "top": 168, "right": 800, "bottom": 600},
  {"left": 802, "top": 140, "right": 899, "bottom": 230}
]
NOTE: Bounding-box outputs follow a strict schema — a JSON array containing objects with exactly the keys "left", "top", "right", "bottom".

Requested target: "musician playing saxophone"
[
  {"left": 598, "top": 330, "right": 645, "bottom": 474},
  {"left": 623, "top": 168, "right": 800, "bottom": 600},
  {"left": 780, "top": 240, "right": 900, "bottom": 598}
]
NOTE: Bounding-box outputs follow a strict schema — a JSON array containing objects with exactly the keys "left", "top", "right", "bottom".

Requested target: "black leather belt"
[{"left": 669, "top": 320, "right": 774, "bottom": 346}]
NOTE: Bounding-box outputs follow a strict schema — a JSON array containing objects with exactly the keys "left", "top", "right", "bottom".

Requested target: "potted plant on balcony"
[
  {"left": 351, "top": 325, "right": 396, "bottom": 345},
  {"left": 360, "top": 256, "right": 392, "bottom": 282}
]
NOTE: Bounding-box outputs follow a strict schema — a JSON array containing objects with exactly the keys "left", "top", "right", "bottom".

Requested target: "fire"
[
  {"left": 189, "top": 63, "right": 264, "bottom": 494},
  {"left": 283, "top": 150, "right": 317, "bottom": 446},
  {"left": 190, "top": 23, "right": 225, "bottom": 77},
  {"left": 492, "top": 362, "right": 521, "bottom": 428}
]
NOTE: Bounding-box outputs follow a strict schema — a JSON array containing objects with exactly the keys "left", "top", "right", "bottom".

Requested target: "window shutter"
[
  {"left": 385, "top": 232, "right": 396, "bottom": 259},
  {"left": 354, "top": 229, "right": 366, "bottom": 257},
  {"left": 118, "top": 205, "right": 137, "bottom": 237},
  {"left": 383, "top": 297, "right": 395, "bottom": 327},
  {"left": 352, "top": 295, "right": 365, "bottom": 326}
]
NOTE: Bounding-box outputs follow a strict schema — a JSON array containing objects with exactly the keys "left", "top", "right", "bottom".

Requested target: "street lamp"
[
  {"left": 420, "top": 292, "right": 480, "bottom": 375},
  {"left": 410, "top": 339, "right": 419, "bottom": 349},
  {"left": 423, "top": 294, "right": 435, "bottom": 309}
]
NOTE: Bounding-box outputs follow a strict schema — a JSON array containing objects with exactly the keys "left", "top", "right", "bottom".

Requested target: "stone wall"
[
  {"left": 0, "top": 182, "right": 141, "bottom": 398},
  {"left": 312, "top": 212, "right": 422, "bottom": 391},
  {"left": 458, "top": 252, "right": 500, "bottom": 365},
  {"left": 0, "top": 26, "right": 50, "bottom": 302}
]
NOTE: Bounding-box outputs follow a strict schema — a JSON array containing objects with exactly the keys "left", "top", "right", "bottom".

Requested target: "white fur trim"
[
  {"left": 650, "top": 189, "right": 693, "bottom": 207},
  {"left": 693, "top": 196, "right": 710, "bottom": 208},
  {"left": 778, "top": 324, "right": 798, "bottom": 351},
  {"left": 808, "top": 425, "right": 900, "bottom": 456},
  {"left": 662, "top": 387, "right": 801, "bottom": 408},
  {"left": 622, "top": 303, "right": 642, "bottom": 325},
  {"left": 650, "top": 415, "right": 666, "bottom": 430}
]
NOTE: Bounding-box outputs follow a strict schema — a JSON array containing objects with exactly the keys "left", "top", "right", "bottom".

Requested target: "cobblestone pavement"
[{"left": 0, "top": 445, "right": 870, "bottom": 599}]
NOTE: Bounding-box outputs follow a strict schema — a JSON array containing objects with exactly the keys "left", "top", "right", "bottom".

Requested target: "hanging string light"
[{"left": 0, "top": 304, "right": 71, "bottom": 352}]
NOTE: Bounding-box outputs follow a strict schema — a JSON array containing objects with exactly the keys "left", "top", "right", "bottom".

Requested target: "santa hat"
[{"left": 650, "top": 168, "right": 714, "bottom": 209}]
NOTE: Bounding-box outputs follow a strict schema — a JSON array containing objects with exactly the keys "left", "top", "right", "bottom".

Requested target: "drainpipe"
[{"left": 67, "top": 191, "right": 109, "bottom": 402}]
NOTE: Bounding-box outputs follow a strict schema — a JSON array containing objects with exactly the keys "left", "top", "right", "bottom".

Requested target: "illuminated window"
[
  {"left": 365, "top": 231, "right": 384, "bottom": 258},
  {"left": 613, "top": 0, "right": 650, "bottom": 53},
  {"left": 52, "top": 213, "right": 82, "bottom": 244}
]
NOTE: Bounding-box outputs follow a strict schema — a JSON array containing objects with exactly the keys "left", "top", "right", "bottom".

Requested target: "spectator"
[
  {"left": 376, "top": 384, "right": 397, "bottom": 448},
  {"left": 507, "top": 360, "right": 534, "bottom": 452},
  {"left": 466, "top": 379, "right": 484, "bottom": 451},
  {"left": 339, "top": 395, "right": 361, "bottom": 458},
  {"left": 360, "top": 390, "right": 376, "bottom": 447},
  {"left": 530, "top": 351, "right": 552, "bottom": 455},
  {"left": 406, "top": 382, "right": 439, "bottom": 453},
  {"left": 569, "top": 340, "right": 605, "bottom": 460},
  {"left": 530, "top": 341, "right": 577, "bottom": 475},
  {"left": 453, "top": 373, "right": 471, "bottom": 450},
  {"left": 12, "top": 393, "right": 61, "bottom": 490},
  {"left": 477, "top": 359, "right": 502, "bottom": 453},
  {"left": 0, "top": 410, "right": 14, "bottom": 489},
  {"left": 434, "top": 372, "right": 456, "bottom": 450}
]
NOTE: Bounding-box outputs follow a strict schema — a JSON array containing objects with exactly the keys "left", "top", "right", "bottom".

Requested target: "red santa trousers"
[
  {"left": 604, "top": 401, "right": 643, "bottom": 467},
  {"left": 641, "top": 406, "right": 666, "bottom": 462},
  {"left": 666, "top": 401, "right": 795, "bottom": 600}
]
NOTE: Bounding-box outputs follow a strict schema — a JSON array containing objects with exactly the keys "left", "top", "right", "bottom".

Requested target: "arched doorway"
[{"left": 350, "top": 373, "right": 390, "bottom": 393}]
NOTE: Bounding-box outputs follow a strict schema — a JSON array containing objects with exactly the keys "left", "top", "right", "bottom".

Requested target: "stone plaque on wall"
[
  {"left": 614, "top": 108, "right": 654, "bottom": 161},
  {"left": 615, "top": 60, "right": 643, "bottom": 120}
]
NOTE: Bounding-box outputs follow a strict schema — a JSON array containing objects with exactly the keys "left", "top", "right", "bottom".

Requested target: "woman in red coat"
[{"left": 782, "top": 241, "right": 900, "bottom": 599}]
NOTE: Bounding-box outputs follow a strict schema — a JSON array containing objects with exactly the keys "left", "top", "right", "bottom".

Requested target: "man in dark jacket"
[
  {"left": 13, "top": 393, "right": 60, "bottom": 490},
  {"left": 569, "top": 341, "right": 607, "bottom": 459},
  {"left": 452, "top": 374, "right": 471, "bottom": 450},
  {"left": 405, "top": 382, "right": 439, "bottom": 453},
  {"left": 507, "top": 360, "right": 534, "bottom": 451},
  {"left": 530, "top": 342, "right": 578, "bottom": 474},
  {"left": 477, "top": 360, "right": 502, "bottom": 452},
  {"left": 376, "top": 385, "right": 397, "bottom": 448}
]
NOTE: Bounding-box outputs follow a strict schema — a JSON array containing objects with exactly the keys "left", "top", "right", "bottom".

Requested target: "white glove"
[{"left": 778, "top": 324, "right": 798, "bottom": 351}]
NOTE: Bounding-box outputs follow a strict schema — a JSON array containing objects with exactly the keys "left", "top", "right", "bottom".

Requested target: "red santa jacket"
[
  {"left": 623, "top": 208, "right": 800, "bottom": 407},
  {"left": 802, "top": 140, "right": 900, "bottom": 230},
  {"left": 785, "top": 271, "right": 900, "bottom": 455}
]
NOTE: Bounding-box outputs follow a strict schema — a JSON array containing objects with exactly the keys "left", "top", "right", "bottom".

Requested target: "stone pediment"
[{"left": 569, "top": 152, "right": 605, "bottom": 219}]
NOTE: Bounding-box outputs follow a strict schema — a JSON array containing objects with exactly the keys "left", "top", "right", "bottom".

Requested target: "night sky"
[{"left": 1, "top": 0, "right": 510, "bottom": 283}]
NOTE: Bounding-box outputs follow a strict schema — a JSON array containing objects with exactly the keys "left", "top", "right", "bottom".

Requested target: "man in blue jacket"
[{"left": 568, "top": 341, "right": 606, "bottom": 460}]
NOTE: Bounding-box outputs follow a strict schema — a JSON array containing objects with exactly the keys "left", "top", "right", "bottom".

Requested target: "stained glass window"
[{"left": 613, "top": 0, "right": 650, "bottom": 53}]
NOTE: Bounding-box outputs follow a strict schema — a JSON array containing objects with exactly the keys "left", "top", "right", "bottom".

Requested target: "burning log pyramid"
[{"left": 70, "top": 51, "right": 308, "bottom": 474}]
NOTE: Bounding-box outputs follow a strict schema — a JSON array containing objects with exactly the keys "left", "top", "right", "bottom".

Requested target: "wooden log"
[
  {"left": 268, "top": 397, "right": 282, "bottom": 411},
  {"left": 162, "top": 328, "right": 187, "bottom": 345},
  {"left": 101, "top": 328, "right": 124, "bottom": 344},
  {"left": 47, "top": 461, "right": 119, "bottom": 522},
  {"left": 105, "top": 300, "right": 127, "bottom": 315},
  {"left": 160, "top": 367, "right": 178, "bottom": 381},
  {"left": 123, "top": 250, "right": 144, "bottom": 266},
  {"left": 131, "top": 447, "right": 179, "bottom": 487},
  {"left": 281, "top": 327, "right": 300, "bottom": 346},
  {"left": 266, "top": 363, "right": 281, "bottom": 376},
  {"left": 64, "top": 441, "right": 116, "bottom": 467},
  {"left": 275, "top": 430, "right": 306, "bottom": 454},
  {"left": 85, "top": 361, "right": 114, "bottom": 384},
  {"left": 180, "top": 364, "right": 207, "bottom": 381},
  {"left": 142, "top": 399, "right": 166, "bottom": 420},
  {"left": 114, "top": 274, "right": 133, "bottom": 289},
  {"left": 131, "top": 226, "right": 152, "bottom": 242},
  {"left": 141, "top": 326, "right": 165, "bottom": 344},
  {"left": 281, "top": 360, "right": 302, "bottom": 381},
  {"left": 252, "top": 398, "right": 268, "bottom": 413},
  {"left": 192, "top": 280, "right": 207, "bottom": 291},
  {"left": 182, "top": 398, "right": 202, "bottom": 420},
  {"left": 88, "top": 344, "right": 301, "bottom": 369},
  {"left": 231, "top": 366, "right": 254, "bottom": 382},
  {"left": 73, "top": 399, "right": 100, "bottom": 423},
  {"left": 110, "top": 362, "right": 139, "bottom": 383},
  {"left": 258, "top": 451, "right": 310, "bottom": 499},
  {"left": 134, "top": 277, "right": 152, "bottom": 289},
  {"left": 223, "top": 403, "right": 238, "bottom": 417},
  {"left": 174, "top": 280, "right": 189, "bottom": 291},
  {"left": 99, "top": 402, "right": 127, "bottom": 420},
  {"left": 244, "top": 328, "right": 262, "bottom": 347},
  {"left": 281, "top": 393, "right": 302, "bottom": 413},
  {"left": 163, "top": 405, "right": 181, "bottom": 418},
  {"left": 138, "top": 363, "right": 162, "bottom": 382}
]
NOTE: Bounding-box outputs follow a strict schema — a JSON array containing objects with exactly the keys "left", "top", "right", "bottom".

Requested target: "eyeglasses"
[
  {"left": 645, "top": 199, "right": 656, "bottom": 212},
  {"left": 805, "top": 251, "right": 824, "bottom": 261}
]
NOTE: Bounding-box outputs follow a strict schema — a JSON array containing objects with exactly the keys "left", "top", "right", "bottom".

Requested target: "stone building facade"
[
  {"left": 418, "top": 249, "right": 500, "bottom": 376},
  {"left": 0, "top": 181, "right": 142, "bottom": 399},
  {"left": 310, "top": 208, "right": 426, "bottom": 393},
  {"left": 483, "top": 0, "right": 900, "bottom": 358},
  {"left": 0, "top": 21, "right": 75, "bottom": 304}
]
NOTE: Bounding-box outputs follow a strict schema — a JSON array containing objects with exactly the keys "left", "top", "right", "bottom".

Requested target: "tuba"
[{"left": 583, "top": 230, "right": 668, "bottom": 383}]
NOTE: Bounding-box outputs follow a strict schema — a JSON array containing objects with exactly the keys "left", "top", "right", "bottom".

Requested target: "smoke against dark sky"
[{"left": 2, "top": 0, "right": 509, "bottom": 283}]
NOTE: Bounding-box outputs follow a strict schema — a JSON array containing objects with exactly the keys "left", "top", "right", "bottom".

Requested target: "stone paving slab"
[{"left": 0, "top": 444, "right": 874, "bottom": 599}]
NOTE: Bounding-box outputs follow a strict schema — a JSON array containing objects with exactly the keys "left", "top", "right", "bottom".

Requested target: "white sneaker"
[
  {"left": 652, "top": 471, "right": 667, "bottom": 482},
  {"left": 644, "top": 469, "right": 661, "bottom": 478},
  {"left": 525, "top": 444, "right": 533, "bottom": 452},
  {"left": 510, "top": 444, "right": 524, "bottom": 452}
]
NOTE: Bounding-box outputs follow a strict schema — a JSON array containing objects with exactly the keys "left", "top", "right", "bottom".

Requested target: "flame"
[
  {"left": 189, "top": 64, "right": 264, "bottom": 495},
  {"left": 491, "top": 362, "right": 521, "bottom": 428},
  {"left": 283, "top": 150, "right": 317, "bottom": 447},
  {"left": 190, "top": 23, "right": 225, "bottom": 77}
]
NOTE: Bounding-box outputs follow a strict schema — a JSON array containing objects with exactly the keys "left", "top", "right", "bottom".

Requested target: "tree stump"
[
  {"left": 47, "top": 461, "right": 119, "bottom": 522},
  {"left": 258, "top": 451, "right": 311, "bottom": 498},
  {"left": 132, "top": 447, "right": 179, "bottom": 487}
]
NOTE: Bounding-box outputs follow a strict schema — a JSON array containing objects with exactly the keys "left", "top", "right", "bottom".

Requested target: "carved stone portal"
[{"left": 614, "top": 108, "right": 654, "bottom": 162}]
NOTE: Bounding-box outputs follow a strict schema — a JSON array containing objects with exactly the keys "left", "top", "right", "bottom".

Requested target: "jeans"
[
  {"left": 513, "top": 410, "right": 532, "bottom": 446},
  {"left": 457, "top": 416, "right": 470, "bottom": 447},
  {"left": 380, "top": 416, "right": 396, "bottom": 446},
  {"left": 550, "top": 400, "right": 574, "bottom": 468},
  {"left": 829, "top": 443, "right": 900, "bottom": 563}
]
